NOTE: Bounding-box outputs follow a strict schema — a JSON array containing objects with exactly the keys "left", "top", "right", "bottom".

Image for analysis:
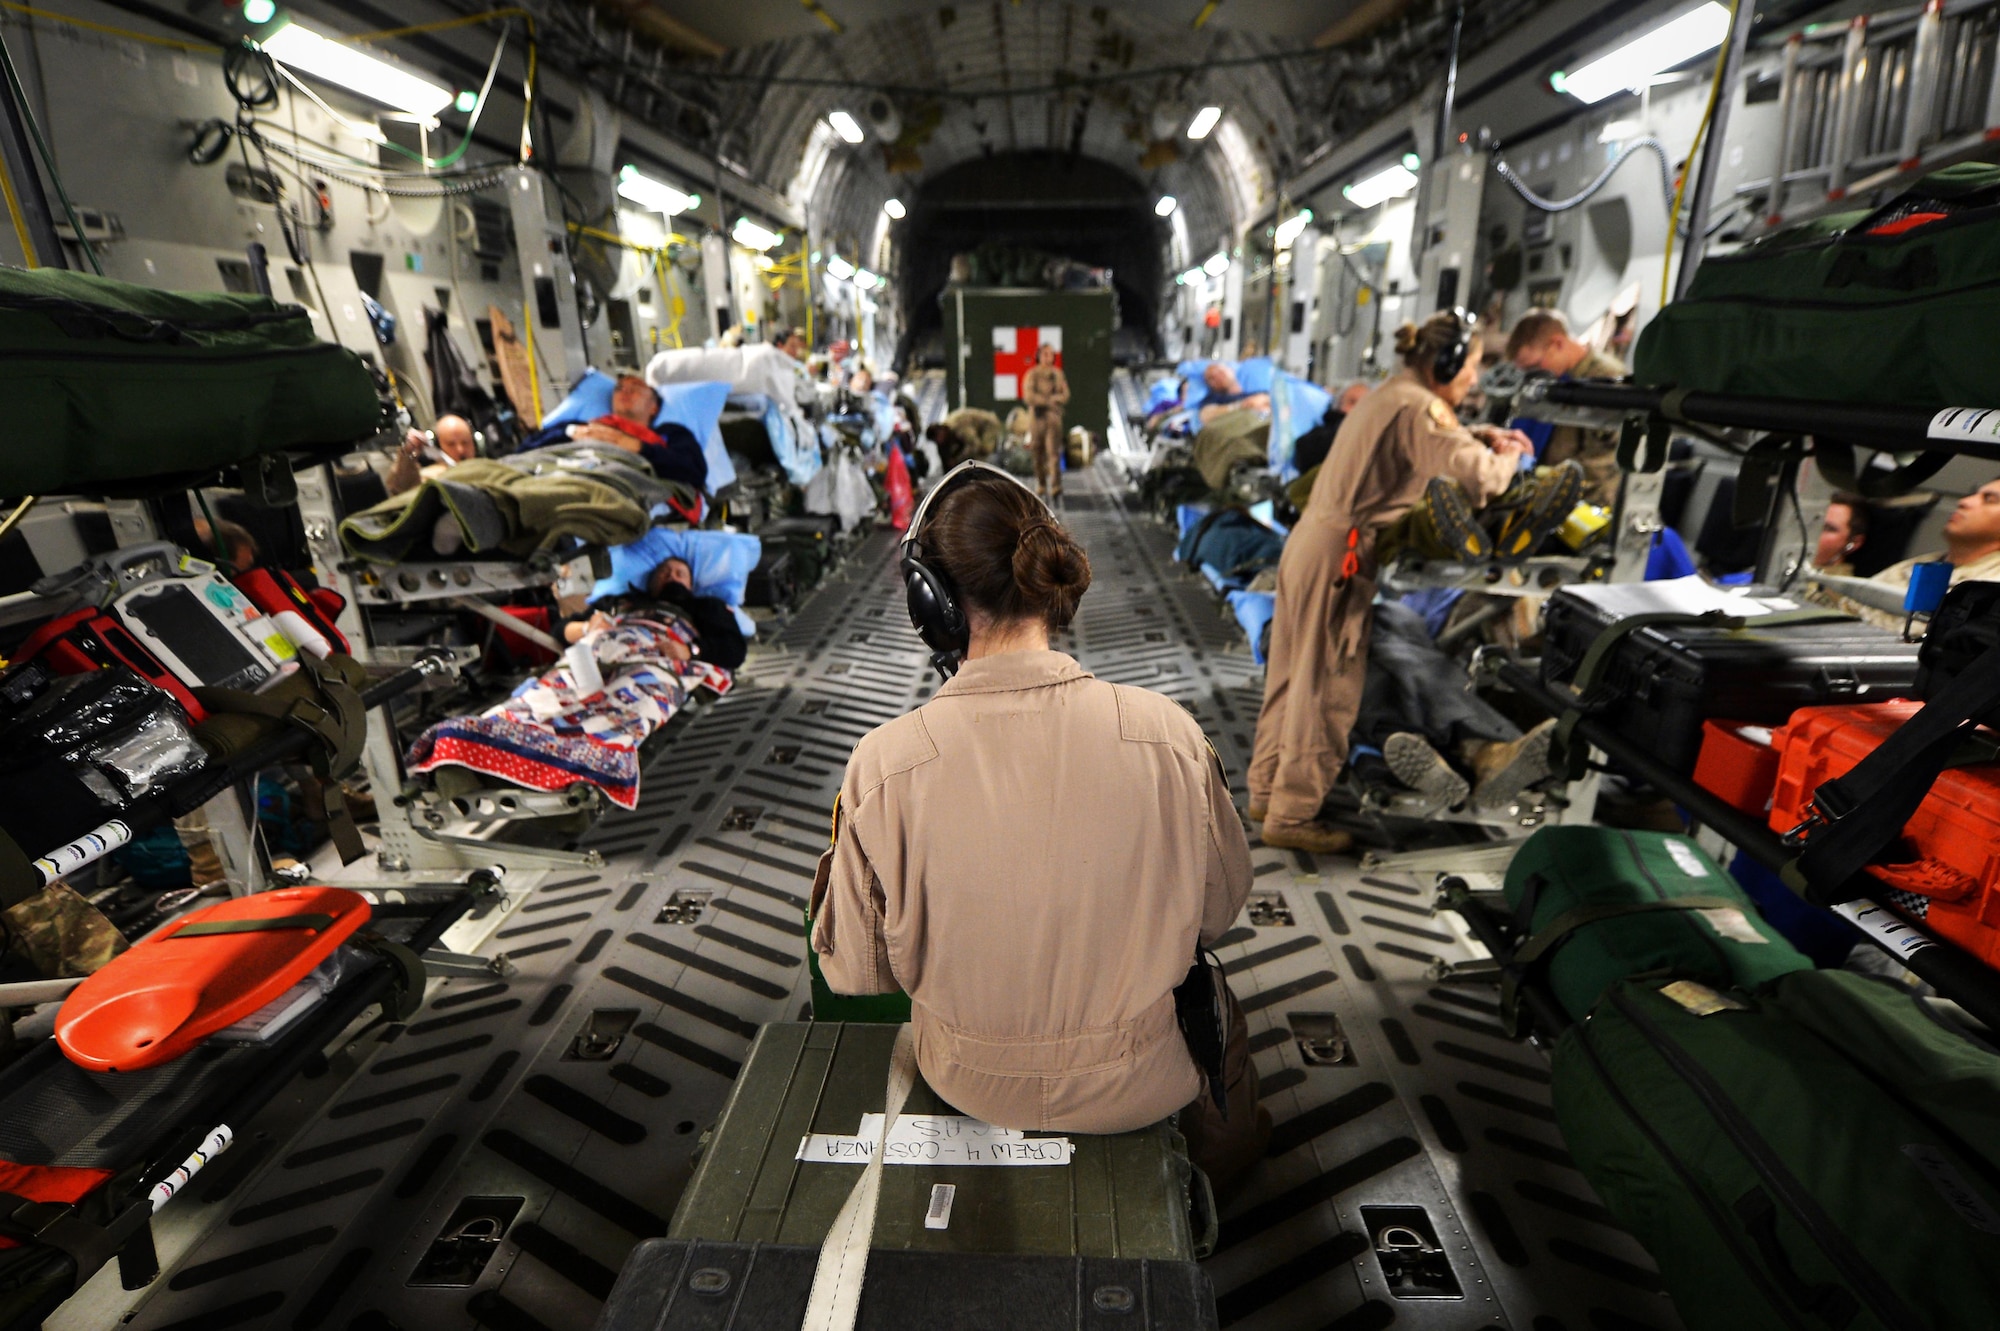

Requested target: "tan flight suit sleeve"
[
  {"left": 1199, "top": 743, "right": 1255, "bottom": 946},
  {"left": 1409, "top": 399, "right": 1518, "bottom": 507},
  {"left": 810, "top": 791, "right": 899, "bottom": 994},
  {"left": 1050, "top": 368, "right": 1070, "bottom": 408}
]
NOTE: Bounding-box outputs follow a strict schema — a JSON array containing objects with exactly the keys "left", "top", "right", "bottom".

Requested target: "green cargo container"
[
  {"left": 940, "top": 287, "right": 1115, "bottom": 437},
  {"left": 671, "top": 1022, "right": 1206, "bottom": 1261}
]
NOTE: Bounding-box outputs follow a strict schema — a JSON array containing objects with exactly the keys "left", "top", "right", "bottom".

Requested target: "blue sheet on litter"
[
  {"left": 1176, "top": 503, "right": 1213, "bottom": 541},
  {"left": 1227, "top": 590, "right": 1277, "bottom": 664}
]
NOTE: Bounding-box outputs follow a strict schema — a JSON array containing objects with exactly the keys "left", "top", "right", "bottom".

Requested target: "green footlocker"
[{"left": 671, "top": 1022, "right": 1213, "bottom": 1261}]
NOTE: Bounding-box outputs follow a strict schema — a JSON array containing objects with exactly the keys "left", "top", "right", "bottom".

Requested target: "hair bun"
[
  {"left": 1392, "top": 322, "right": 1422, "bottom": 357},
  {"left": 1012, "top": 519, "right": 1092, "bottom": 627}
]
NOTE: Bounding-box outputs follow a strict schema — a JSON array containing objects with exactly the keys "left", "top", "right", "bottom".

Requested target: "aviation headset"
[
  {"left": 1431, "top": 307, "right": 1478, "bottom": 384},
  {"left": 900, "top": 460, "right": 1049, "bottom": 681}
]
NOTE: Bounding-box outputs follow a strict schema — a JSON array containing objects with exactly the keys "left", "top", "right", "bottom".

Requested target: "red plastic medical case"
[{"left": 1768, "top": 701, "right": 2000, "bottom": 966}]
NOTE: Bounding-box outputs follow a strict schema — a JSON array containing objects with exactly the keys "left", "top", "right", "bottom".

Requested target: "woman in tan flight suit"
[
  {"left": 1021, "top": 343, "right": 1070, "bottom": 499},
  {"left": 812, "top": 463, "right": 1270, "bottom": 1191},
  {"left": 1248, "top": 310, "right": 1531, "bottom": 853}
]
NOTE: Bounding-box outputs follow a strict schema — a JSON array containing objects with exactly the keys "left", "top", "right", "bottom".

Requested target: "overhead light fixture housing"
[
  {"left": 1343, "top": 163, "right": 1419, "bottom": 210},
  {"left": 825, "top": 254, "right": 856, "bottom": 280},
  {"left": 1177, "top": 266, "right": 1206, "bottom": 285},
  {"left": 617, "top": 165, "right": 695, "bottom": 216},
  {"left": 827, "top": 110, "right": 866, "bottom": 143},
  {"left": 1186, "top": 106, "right": 1222, "bottom": 140},
  {"left": 1155, "top": 195, "right": 1178, "bottom": 217},
  {"left": 1274, "top": 208, "right": 1313, "bottom": 249},
  {"left": 883, "top": 198, "right": 906, "bottom": 219},
  {"left": 260, "top": 20, "right": 455, "bottom": 118},
  {"left": 855, "top": 269, "right": 880, "bottom": 290},
  {"left": 1555, "top": 2, "right": 1730, "bottom": 104},
  {"left": 733, "top": 217, "right": 781, "bottom": 251},
  {"left": 1203, "top": 251, "right": 1230, "bottom": 277}
]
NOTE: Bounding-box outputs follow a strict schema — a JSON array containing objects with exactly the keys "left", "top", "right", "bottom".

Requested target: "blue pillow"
[
  {"left": 593, "top": 527, "right": 764, "bottom": 608},
  {"left": 541, "top": 369, "right": 735, "bottom": 492},
  {"left": 540, "top": 369, "right": 726, "bottom": 442}
]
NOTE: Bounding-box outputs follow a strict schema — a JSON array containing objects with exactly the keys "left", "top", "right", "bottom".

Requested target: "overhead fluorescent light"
[
  {"left": 1187, "top": 106, "right": 1222, "bottom": 140},
  {"left": 1554, "top": 2, "right": 1730, "bottom": 104},
  {"left": 824, "top": 253, "right": 856, "bottom": 280},
  {"left": 1203, "top": 251, "right": 1230, "bottom": 277},
  {"left": 732, "top": 217, "right": 780, "bottom": 251},
  {"left": 827, "top": 110, "right": 866, "bottom": 143},
  {"left": 617, "top": 165, "right": 695, "bottom": 216},
  {"left": 855, "top": 269, "right": 880, "bottom": 290},
  {"left": 1181, "top": 266, "right": 1206, "bottom": 284},
  {"left": 1274, "top": 208, "right": 1313, "bottom": 249},
  {"left": 883, "top": 198, "right": 906, "bottom": 219},
  {"left": 1342, "top": 163, "right": 1418, "bottom": 210},
  {"left": 1155, "top": 195, "right": 1178, "bottom": 217},
  {"left": 260, "top": 20, "right": 455, "bottom": 119}
]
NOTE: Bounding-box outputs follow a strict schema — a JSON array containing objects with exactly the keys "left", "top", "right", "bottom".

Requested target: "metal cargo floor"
[{"left": 65, "top": 464, "right": 1681, "bottom": 1331}]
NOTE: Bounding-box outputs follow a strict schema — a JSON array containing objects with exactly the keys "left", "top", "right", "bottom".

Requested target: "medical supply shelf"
[{"left": 1498, "top": 661, "right": 2000, "bottom": 1033}]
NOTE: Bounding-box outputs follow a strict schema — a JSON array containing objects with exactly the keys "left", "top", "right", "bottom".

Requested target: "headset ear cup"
[{"left": 901, "top": 552, "right": 967, "bottom": 655}]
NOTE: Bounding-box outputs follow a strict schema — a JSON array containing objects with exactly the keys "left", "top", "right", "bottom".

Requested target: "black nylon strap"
[
  {"left": 169, "top": 913, "right": 336, "bottom": 937},
  {"left": 1793, "top": 638, "right": 2000, "bottom": 904},
  {"left": 1500, "top": 896, "right": 1741, "bottom": 1033},
  {"left": 1813, "top": 439, "right": 1951, "bottom": 500}
]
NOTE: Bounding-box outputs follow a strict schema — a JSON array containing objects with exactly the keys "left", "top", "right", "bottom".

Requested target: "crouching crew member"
[
  {"left": 1248, "top": 310, "right": 1530, "bottom": 854},
  {"left": 812, "top": 462, "right": 1271, "bottom": 1192}
]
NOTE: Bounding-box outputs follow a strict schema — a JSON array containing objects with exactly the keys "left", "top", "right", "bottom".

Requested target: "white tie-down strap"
[{"left": 802, "top": 1023, "right": 919, "bottom": 1331}]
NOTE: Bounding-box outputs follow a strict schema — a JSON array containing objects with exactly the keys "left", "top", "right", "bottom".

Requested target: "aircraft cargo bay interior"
[{"left": 0, "top": 1, "right": 1997, "bottom": 1329}]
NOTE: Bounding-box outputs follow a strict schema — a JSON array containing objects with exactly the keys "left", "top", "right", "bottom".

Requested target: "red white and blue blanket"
[{"left": 407, "top": 617, "right": 731, "bottom": 808}]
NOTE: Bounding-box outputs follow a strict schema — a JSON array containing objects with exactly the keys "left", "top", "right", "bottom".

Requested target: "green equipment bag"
[
  {"left": 0, "top": 266, "right": 382, "bottom": 496},
  {"left": 1632, "top": 162, "right": 2000, "bottom": 410},
  {"left": 1554, "top": 969, "right": 2000, "bottom": 1331},
  {"left": 1500, "top": 827, "right": 1809, "bottom": 1030}
]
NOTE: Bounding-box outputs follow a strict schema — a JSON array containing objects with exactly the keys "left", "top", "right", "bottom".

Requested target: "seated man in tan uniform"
[
  {"left": 1829, "top": 476, "right": 2000, "bottom": 631},
  {"left": 1507, "top": 310, "right": 1626, "bottom": 507},
  {"left": 814, "top": 463, "right": 1270, "bottom": 1193}
]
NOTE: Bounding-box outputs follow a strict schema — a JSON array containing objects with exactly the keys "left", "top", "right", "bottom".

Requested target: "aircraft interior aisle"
[{"left": 54, "top": 464, "right": 1668, "bottom": 1331}]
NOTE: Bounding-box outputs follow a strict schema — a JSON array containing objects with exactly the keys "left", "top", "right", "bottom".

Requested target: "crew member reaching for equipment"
[
  {"left": 1248, "top": 310, "right": 1531, "bottom": 854},
  {"left": 525, "top": 373, "right": 708, "bottom": 492},
  {"left": 812, "top": 463, "right": 1270, "bottom": 1192}
]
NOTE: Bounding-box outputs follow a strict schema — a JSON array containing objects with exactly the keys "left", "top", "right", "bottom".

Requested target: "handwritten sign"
[{"left": 797, "top": 1114, "right": 1073, "bottom": 1166}]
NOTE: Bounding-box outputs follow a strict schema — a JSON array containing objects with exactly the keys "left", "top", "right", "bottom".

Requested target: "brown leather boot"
[
  {"left": 1470, "top": 719, "right": 1557, "bottom": 808},
  {"left": 1260, "top": 819, "right": 1355, "bottom": 854}
]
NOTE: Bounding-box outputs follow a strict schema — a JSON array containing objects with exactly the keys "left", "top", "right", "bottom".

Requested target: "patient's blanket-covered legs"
[{"left": 408, "top": 618, "right": 729, "bottom": 808}]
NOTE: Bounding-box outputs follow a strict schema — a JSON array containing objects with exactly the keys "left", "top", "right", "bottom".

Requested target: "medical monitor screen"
[{"left": 123, "top": 584, "right": 261, "bottom": 686}]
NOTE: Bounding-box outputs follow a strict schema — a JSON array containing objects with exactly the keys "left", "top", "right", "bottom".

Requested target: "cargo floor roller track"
[{"left": 73, "top": 465, "right": 1681, "bottom": 1331}]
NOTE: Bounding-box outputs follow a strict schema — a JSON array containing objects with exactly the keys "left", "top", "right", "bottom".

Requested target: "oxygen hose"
[{"left": 1492, "top": 136, "right": 1676, "bottom": 216}]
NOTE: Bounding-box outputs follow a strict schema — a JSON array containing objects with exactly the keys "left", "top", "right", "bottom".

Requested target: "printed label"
[
  {"left": 1903, "top": 1144, "right": 2000, "bottom": 1234},
  {"left": 925, "top": 1183, "right": 956, "bottom": 1230},
  {"left": 1664, "top": 840, "right": 1711, "bottom": 878},
  {"left": 1832, "top": 902, "right": 1934, "bottom": 959},
  {"left": 1698, "top": 908, "right": 1768, "bottom": 945},
  {"left": 1928, "top": 407, "right": 2000, "bottom": 444},
  {"left": 1658, "top": 980, "right": 1749, "bottom": 1017}
]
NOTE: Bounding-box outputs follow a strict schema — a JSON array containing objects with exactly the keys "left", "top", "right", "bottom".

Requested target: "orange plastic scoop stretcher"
[{"left": 56, "top": 887, "right": 372, "bottom": 1073}]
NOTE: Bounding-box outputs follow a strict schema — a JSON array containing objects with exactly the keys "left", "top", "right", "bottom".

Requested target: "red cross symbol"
[{"left": 991, "top": 324, "right": 1062, "bottom": 400}]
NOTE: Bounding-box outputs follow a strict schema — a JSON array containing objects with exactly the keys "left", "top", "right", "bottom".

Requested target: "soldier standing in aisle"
[{"left": 1022, "top": 342, "right": 1071, "bottom": 500}]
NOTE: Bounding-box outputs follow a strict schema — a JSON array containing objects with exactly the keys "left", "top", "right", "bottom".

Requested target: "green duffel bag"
[
  {"left": 1633, "top": 161, "right": 2000, "bottom": 410},
  {"left": 1554, "top": 969, "right": 2000, "bottom": 1331},
  {"left": 0, "top": 266, "right": 382, "bottom": 496},
  {"left": 1500, "top": 827, "right": 1809, "bottom": 1030}
]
